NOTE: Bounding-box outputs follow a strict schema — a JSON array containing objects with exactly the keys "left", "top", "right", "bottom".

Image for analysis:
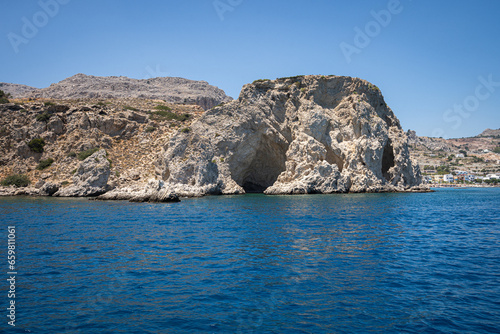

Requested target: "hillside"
[
  {"left": 0, "top": 98, "right": 204, "bottom": 197},
  {"left": 407, "top": 130, "right": 500, "bottom": 176},
  {"left": 0, "top": 83, "right": 39, "bottom": 98},
  {"left": 476, "top": 128, "right": 500, "bottom": 138},
  {"left": 1, "top": 74, "right": 233, "bottom": 110}
]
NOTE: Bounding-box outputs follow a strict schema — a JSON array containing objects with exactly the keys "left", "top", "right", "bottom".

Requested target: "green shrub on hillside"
[
  {"left": 36, "top": 112, "right": 52, "bottom": 122},
  {"left": 78, "top": 148, "right": 100, "bottom": 161},
  {"left": 1, "top": 174, "right": 30, "bottom": 187},
  {"left": 37, "top": 158, "right": 54, "bottom": 170},
  {"left": 124, "top": 105, "right": 139, "bottom": 111},
  {"left": 152, "top": 110, "right": 191, "bottom": 122},
  {"left": 154, "top": 105, "right": 172, "bottom": 111},
  {"left": 436, "top": 165, "right": 450, "bottom": 175},
  {"left": 27, "top": 138, "right": 46, "bottom": 153},
  {"left": 0, "top": 90, "right": 10, "bottom": 104},
  {"left": 280, "top": 75, "right": 305, "bottom": 81}
]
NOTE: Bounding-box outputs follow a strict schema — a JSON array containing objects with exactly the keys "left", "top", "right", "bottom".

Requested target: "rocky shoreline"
[{"left": 0, "top": 75, "right": 435, "bottom": 200}]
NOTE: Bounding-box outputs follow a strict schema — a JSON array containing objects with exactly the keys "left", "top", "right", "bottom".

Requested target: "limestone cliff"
[{"left": 156, "top": 75, "right": 424, "bottom": 196}]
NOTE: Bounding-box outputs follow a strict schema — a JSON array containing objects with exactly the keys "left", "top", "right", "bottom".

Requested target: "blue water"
[{"left": 1, "top": 188, "right": 499, "bottom": 333}]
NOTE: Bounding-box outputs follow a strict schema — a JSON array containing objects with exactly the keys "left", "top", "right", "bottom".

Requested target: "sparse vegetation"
[
  {"left": 67, "top": 152, "right": 77, "bottom": 158},
  {"left": 0, "top": 90, "right": 10, "bottom": 104},
  {"left": 124, "top": 105, "right": 139, "bottom": 111},
  {"left": 145, "top": 126, "right": 156, "bottom": 133},
  {"left": 36, "top": 111, "right": 52, "bottom": 122},
  {"left": 152, "top": 110, "right": 191, "bottom": 122},
  {"left": 61, "top": 181, "right": 70, "bottom": 186},
  {"left": 44, "top": 101, "right": 56, "bottom": 107},
  {"left": 472, "top": 156, "right": 484, "bottom": 163},
  {"left": 37, "top": 158, "right": 54, "bottom": 170},
  {"left": 253, "top": 79, "right": 270, "bottom": 84},
  {"left": 280, "top": 75, "right": 305, "bottom": 81},
  {"left": 1, "top": 174, "right": 30, "bottom": 188},
  {"left": 27, "top": 138, "right": 46, "bottom": 153},
  {"left": 436, "top": 165, "right": 451, "bottom": 175},
  {"left": 154, "top": 105, "right": 172, "bottom": 111},
  {"left": 494, "top": 146, "right": 500, "bottom": 154},
  {"left": 77, "top": 148, "right": 100, "bottom": 161},
  {"left": 181, "top": 127, "right": 191, "bottom": 133}
]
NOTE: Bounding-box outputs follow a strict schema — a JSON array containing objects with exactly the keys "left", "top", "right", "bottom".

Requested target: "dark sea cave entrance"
[
  {"left": 382, "top": 139, "right": 395, "bottom": 181},
  {"left": 237, "top": 136, "right": 287, "bottom": 193}
]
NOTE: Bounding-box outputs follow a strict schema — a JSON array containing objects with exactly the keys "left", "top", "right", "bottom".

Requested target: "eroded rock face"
[
  {"left": 54, "top": 149, "right": 110, "bottom": 197},
  {"left": 156, "top": 75, "right": 423, "bottom": 196}
]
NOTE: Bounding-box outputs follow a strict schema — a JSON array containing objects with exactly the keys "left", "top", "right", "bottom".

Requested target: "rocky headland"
[
  {"left": 0, "top": 75, "right": 430, "bottom": 199},
  {"left": 154, "top": 75, "right": 424, "bottom": 196}
]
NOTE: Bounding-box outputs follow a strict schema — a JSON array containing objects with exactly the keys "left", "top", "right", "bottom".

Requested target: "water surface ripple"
[{"left": 0, "top": 188, "right": 499, "bottom": 333}]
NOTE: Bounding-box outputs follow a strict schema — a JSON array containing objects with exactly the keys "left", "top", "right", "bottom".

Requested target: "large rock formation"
[
  {"left": 156, "top": 75, "right": 423, "bottom": 196},
  {"left": 26, "top": 74, "right": 232, "bottom": 110},
  {"left": 54, "top": 149, "right": 111, "bottom": 197}
]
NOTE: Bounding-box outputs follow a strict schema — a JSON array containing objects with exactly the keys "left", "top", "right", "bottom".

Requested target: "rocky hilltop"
[
  {"left": 0, "top": 83, "right": 39, "bottom": 98},
  {"left": 477, "top": 128, "right": 500, "bottom": 138},
  {"left": 154, "top": 75, "right": 424, "bottom": 196},
  {"left": 1, "top": 74, "right": 233, "bottom": 110}
]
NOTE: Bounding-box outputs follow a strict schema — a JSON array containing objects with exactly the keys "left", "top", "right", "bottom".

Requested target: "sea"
[{"left": 0, "top": 187, "right": 499, "bottom": 333}]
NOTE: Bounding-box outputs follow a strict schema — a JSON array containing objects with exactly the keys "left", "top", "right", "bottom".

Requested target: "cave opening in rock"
[
  {"left": 382, "top": 139, "right": 395, "bottom": 181},
  {"left": 326, "top": 147, "right": 344, "bottom": 172},
  {"left": 237, "top": 136, "right": 287, "bottom": 193}
]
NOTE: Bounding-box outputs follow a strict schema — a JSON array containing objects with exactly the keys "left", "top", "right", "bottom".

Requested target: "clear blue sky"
[{"left": 1, "top": 0, "right": 499, "bottom": 138}]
